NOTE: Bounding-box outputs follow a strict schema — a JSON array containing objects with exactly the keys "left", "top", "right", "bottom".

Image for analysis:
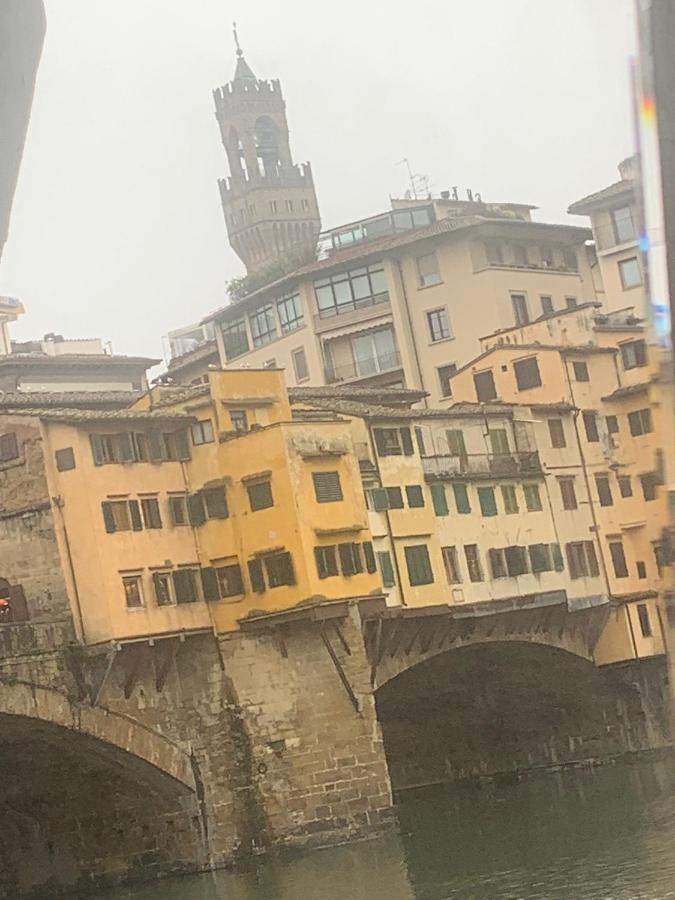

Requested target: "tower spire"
[{"left": 231, "top": 21, "right": 256, "bottom": 83}]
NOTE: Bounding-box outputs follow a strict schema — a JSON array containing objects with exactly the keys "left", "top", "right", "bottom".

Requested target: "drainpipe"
[
  {"left": 563, "top": 358, "right": 612, "bottom": 595},
  {"left": 52, "top": 498, "right": 87, "bottom": 644},
  {"left": 366, "top": 423, "right": 406, "bottom": 605},
  {"left": 393, "top": 258, "right": 429, "bottom": 408}
]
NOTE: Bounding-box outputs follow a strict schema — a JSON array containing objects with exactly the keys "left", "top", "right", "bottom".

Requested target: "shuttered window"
[
  {"left": 385, "top": 487, "right": 404, "bottom": 509},
  {"left": 558, "top": 478, "right": 578, "bottom": 510},
  {"left": 620, "top": 339, "right": 647, "bottom": 370},
  {"left": 609, "top": 541, "right": 629, "bottom": 579},
  {"left": 572, "top": 361, "right": 589, "bottom": 382},
  {"left": 523, "top": 484, "right": 542, "bottom": 511},
  {"left": 565, "top": 542, "right": 599, "bottom": 579},
  {"left": 372, "top": 427, "right": 413, "bottom": 456},
  {"left": 200, "top": 568, "right": 220, "bottom": 602},
  {"left": 505, "top": 546, "right": 528, "bottom": 576},
  {"left": 453, "top": 483, "right": 471, "bottom": 514},
  {"left": 369, "top": 487, "right": 389, "bottom": 511},
  {"left": 501, "top": 485, "right": 518, "bottom": 514},
  {"left": 547, "top": 418, "right": 566, "bottom": 448},
  {"left": 0, "top": 432, "right": 19, "bottom": 463},
  {"left": 595, "top": 475, "right": 613, "bottom": 507},
  {"left": 362, "top": 542, "right": 377, "bottom": 574},
  {"left": 102, "top": 500, "right": 142, "bottom": 533},
  {"left": 430, "top": 483, "right": 449, "bottom": 516},
  {"left": 514, "top": 357, "right": 542, "bottom": 391},
  {"left": 153, "top": 572, "right": 173, "bottom": 606},
  {"left": 464, "top": 545, "right": 483, "bottom": 582},
  {"left": 247, "top": 480, "right": 274, "bottom": 511},
  {"left": 442, "top": 546, "right": 462, "bottom": 583},
  {"left": 404, "top": 545, "right": 434, "bottom": 586},
  {"left": 264, "top": 552, "right": 296, "bottom": 588},
  {"left": 405, "top": 485, "right": 425, "bottom": 508},
  {"left": 473, "top": 370, "right": 497, "bottom": 402},
  {"left": 315, "top": 545, "right": 338, "bottom": 579},
  {"left": 187, "top": 494, "right": 206, "bottom": 526},
  {"left": 216, "top": 564, "right": 244, "bottom": 598},
  {"left": 122, "top": 576, "right": 144, "bottom": 609},
  {"left": 528, "top": 544, "right": 552, "bottom": 573},
  {"left": 172, "top": 569, "right": 198, "bottom": 603},
  {"left": 312, "top": 471, "right": 343, "bottom": 503},
  {"left": 248, "top": 559, "right": 265, "bottom": 593},
  {"left": 338, "top": 543, "right": 363, "bottom": 576},
  {"left": 191, "top": 419, "right": 214, "bottom": 446},
  {"left": 204, "top": 487, "right": 229, "bottom": 519},
  {"left": 478, "top": 486, "right": 498, "bottom": 517},
  {"left": 169, "top": 495, "right": 188, "bottom": 526},
  {"left": 489, "top": 548, "right": 507, "bottom": 579},
  {"left": 141, "top": 497, "right": 162, "bottom": 529},
  {"left": 55, "top": 447, "right": 75, "bottom": 472},
  {"left": 628, "top": 408, "right": 652, "bottom": 436},
  {"left": 582, "top": 411, "right": 600, "bottom": 442},
  {"left": 377, "top": 551, "right": 396, "bottom": 588}
]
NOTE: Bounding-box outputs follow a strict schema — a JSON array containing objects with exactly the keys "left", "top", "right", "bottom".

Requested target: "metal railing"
[
  {"left": 325, "top": 350, "right": 402, "bottom": 384},
  {"left": 422, "top": 451, "right": 542, "bottom": 479}
]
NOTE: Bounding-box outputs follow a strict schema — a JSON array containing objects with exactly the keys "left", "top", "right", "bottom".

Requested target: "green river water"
[{"left": 101, "top": 757, "right": 675, "bottom": 900}]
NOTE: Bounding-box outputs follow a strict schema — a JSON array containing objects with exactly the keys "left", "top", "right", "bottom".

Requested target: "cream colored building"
[{"left": 201, "top": 200, "right": 597, "bottom": 405}]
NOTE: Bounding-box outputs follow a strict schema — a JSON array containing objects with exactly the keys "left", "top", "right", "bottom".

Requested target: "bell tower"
[{"left": 213, "top": 26, "right": 321, "bottom": 276}]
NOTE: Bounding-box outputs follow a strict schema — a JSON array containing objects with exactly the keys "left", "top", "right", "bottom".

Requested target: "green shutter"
[
  {"left": 148, "top": 431, "right": 165, "bottom": 462},
  {"left": 551, "top": 543, "right": 564, "bottom": 572},
  {"left": 414, "top": 427, "right": 426, "bottom": 456},
  {"left": 115, "top": 433, "right": 135, "bottom": 463},
  {"left": 371, "top": 487, "right": 389, "bottom": 512},
  {"left": 372, "top": 429, "right": 388, "bottom": 456},
  {"left": 377, "top": 551, "right": 395, "bottom": 588},
  {"left": 129, "top": 500, "right": 143, "bottom": 531},
  {"left": 386, "top": 487, "right": 404, "bottom": 509},
  {"left": 187, "top": 494, "right": 206, "bottom": 526},
  {"left": 248, "top": 558, "right": 265, "bottom": 593},
  {"left": 453, "top": 483, "right": 471, "bottom": 514},
  {"left": 204, "top": 487, "right": 228, "bottom": 519},
  {"left": 430, "top": 484, "right": 449, "bottom": 516},
  {"left": 478, "top": 487, "right": 498, "bottom": 517},
  {"left": 90, "top": 434, "right": 105, "bottom": 466},
  {"left": 101, "top": 501, "right": 116, "bottom": 533},
  {"left": 200, "top": 567, "right": 220, "bottom": 601},
  {"left": 363, "top": 541, "right": 376, "bottom": 574},
  {"left": 400, "top": 428, "right": 414, "bottom": 455},
  {"left": 528, "top": 543, "right": 551, "bottom": 573},
  {"left": 174, "top": 430, "right": 192, "bottom": 461},
  {"left": 315, "top": 546, "right": 329, "bottom": 579},
  {"left": 173, "top": 569, "right": 197, "bottom": 603},
  {"left": 338, "top": 542, "right": 356, "bottom": 575}
]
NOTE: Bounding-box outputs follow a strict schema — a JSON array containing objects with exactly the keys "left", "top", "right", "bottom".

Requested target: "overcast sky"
[{"left": 1, "top": 0, "right": 637, "bottom": 361}]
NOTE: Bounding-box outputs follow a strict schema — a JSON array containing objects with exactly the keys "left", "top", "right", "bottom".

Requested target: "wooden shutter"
[
  {"left": 505, "top": 546, "right": 528, "bottom": 576},
  {"left": 200, "top": 567, "right": 220, "bottom": 601},
  {"left": 248, "top": 558, "right": 265, "bottom": 593},
  {"left": 565, "top": 544, "right": 580, "bottom": 579},
  {"left": 551, "top": 544, "right": 564, "bottom": 572},
  {"left": 115, "top": 433, "right": 135, "bottom": 463},
  {"left": 90, "top": 434, "right": 105, "bottom": 466},
  {"left": 315, "top": 546, "right": 329, "bottom": 579},
  {"left": 142, "top": 498, "right": 162, "bottom": 529},
  {"left": 363, "top": 542, "right": 376, "bottom": 574},
  {"left": 452, "top": 483, "right": 471, "bottom": 514},
  {"left": 187, "top": 494, "right": 206, "bottom": 526},
  {"left": 128, "top": 500, "right": 143, "bottom": 531},
  {"left": 430, "top": 484, "right": 449, "bottom": 516},
  {"left": 174, "top": 430, "right": 192, "bottom": 460},
  {"left": 585, "top": 542, "right": 600, "bottom": 577},
  {"left": 377, "top": 551, "right": 395, "bottom": 587},
  {"left": 488, "top": 548, "right": 505, "bottom": 579},
  {"left": 338, "top": 542, "right": 356, "bottom": 575},
  {"left": 478, "top": 487, "right": 497, "bottom": 517},
  {"left": 101, "top": 501, "right": 116, "bottom": 533},
  {"left": 372, "top": 429, "right": 388, "bottom": 456},
  {"left": 370, "top": 487, "right": 389, "bottom": 512},
  {"left": 386, "top": 487, "right": 403, "bottom": 509},
  {"left": 148, "top": 431, "right": 165, "bottom": 462},
  {"left": 312, "top": 471, "right": 343, "bottom": 503},
  {"left": 204, "top": 487, "right": 228, "bottom": 519},
  {"left": 173, "top": 569, "right": 196, "bottom": 604},
  {"left": 400, "top": 428, "right": 414, "bottom": 455}
]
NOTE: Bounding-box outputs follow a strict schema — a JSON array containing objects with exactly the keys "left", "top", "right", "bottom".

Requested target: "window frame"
[
  {"left": 548, "top": 418, "right": 566, "bottom": 448},
  {"left": 426, "top": 307, "right": 452, "bottom": 342},
  {"left": 523, "top": 483, "right": 543, "bottom": 512},
  {"left": 249, "top": 304, "right": 278, "bottom": 348},
  {"left": 404, "top": 544, "right": 434, "bottom": 587},
  {"left": 221, "top": 319, "right": 250, "bottom": 360},
  {"left": 292, "top": 347, "right": 309, "bottom": 382},
  {"left": 122, "top": 575, "right": 144, "bottom": 609},
  {"left": 463, "top": 544, "right": 484, "bottom": 583},
  {"left": 442, "top": 546, "right": 462, "bottom": 584},
  {"left": 618, "top": 256, "right": 642, "bottom": 290},
  {"left": 276, "top": 292, "right": 304, "bottom": 334},
  {"left": 513, "top": 356, "right": 542, "bottom": 391},
  {"left": 416, "top": 252, "right": 442, "bottom": 288},
  {"left": 191, "top": 419, "right": 214, "bottom": 446},
  {"left": 247, "top": 480, "right": 274, "bottom": 512},
  {"left": 558, "top": 477, "right": 578, "bottom": 511},
  {"left": 312, "top": 471, "right": 344, "bottom": 503}
]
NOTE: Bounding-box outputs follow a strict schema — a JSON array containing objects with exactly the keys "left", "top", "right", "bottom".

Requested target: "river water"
[{"left": 102, "top": 757, "right": 675, "bottom": 900}]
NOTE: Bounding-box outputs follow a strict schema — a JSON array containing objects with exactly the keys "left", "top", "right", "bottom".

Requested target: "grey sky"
[{"left": 0, "top": 0, "right": 637, "bottom": 361}]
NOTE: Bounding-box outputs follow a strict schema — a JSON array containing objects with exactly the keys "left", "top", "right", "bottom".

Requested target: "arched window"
[
  {"left": 226, "top": 127, "right": 248, "bottom": 180},
  {"left": 254, "top": 115, "right": 281, "bottom": 176}
]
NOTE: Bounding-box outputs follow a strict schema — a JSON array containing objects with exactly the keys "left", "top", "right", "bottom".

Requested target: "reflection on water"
[{"left": 102, "top": 756, "right": 675, "bottom": 900}]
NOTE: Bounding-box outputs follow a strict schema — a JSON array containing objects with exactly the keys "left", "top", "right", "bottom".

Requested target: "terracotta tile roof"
[
  {"left": 479, "top": 301, "right": 602, "bottom": 342},
  {"left": 601, "top": 381, "right": 651, "bottom": 402},
  {"left": 288, "top": 385, "right": 427, "bottom": 405},
  {"left": 0, "top": 353, "right": 159, "bottom": 367},
  {"left": 1, "top": 408, "right": 194, "bottom": 423},
  {"left": 0, "top": 390, "right": 140, "bottom": 409},
  {"left": 449, "top": 342, "right": 617, "bottom": 382},
  {"left": 567, "top": 180, "right": 634, "bottom": 214},
  {"left": 150, "top": 383, "right": 211, "bottom": 408},
  {"left": 296, "top": 396, "right": 513, "bottom": 421},
  {"left": 167, "top": 341, "right": 219, "bottom": 373}
]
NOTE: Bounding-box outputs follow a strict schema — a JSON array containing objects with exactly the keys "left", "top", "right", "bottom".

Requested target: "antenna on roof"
[{"left": 396, "top": 159, "right": 430, "bottom": 200}]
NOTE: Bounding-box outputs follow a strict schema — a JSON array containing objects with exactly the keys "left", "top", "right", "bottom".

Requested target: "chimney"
[{"left": 618, "top": 155, "right": 638, "bottom": 182}]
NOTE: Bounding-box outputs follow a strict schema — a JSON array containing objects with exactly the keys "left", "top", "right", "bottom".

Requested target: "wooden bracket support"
[
  {"left": 320, "top": 627, "right": 360, "bottom": 713},
  {"left": 91, "top": 647, "right": 118, "bottom": 706}
]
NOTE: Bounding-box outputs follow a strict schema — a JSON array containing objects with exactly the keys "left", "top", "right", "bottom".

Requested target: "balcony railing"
[
  {"left": 325, "top": 350, "right": 402, "bottom": 384},
  {"left": 422, "top": 451, "right": 542, "bottom": 480},
  {"left": 316, "top": 291, "right": 390, "bottom": 321}
]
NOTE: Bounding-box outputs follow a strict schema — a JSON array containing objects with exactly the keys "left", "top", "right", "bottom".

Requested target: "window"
[
  {"left": 404, "top": 545, "right": 434, "bottom": 586},
  {"left": 620, "top": 339, "right": 647, "bottom": 370},
  {"left": 582, "top": 411, "right": 600, "bottom": 442},
  {"left": 416, "top": 252, "right": 442, "bottom": 287},
  {"left": 612, "top": 206, "right": 635, "bottom": 243},
  {"left": 377, "top": 551, "right": 396, "bottom": 588},
  {"left": 474, "top": 369, "right": 497, "bottom": 402},
  {"left": 484, "top": 240, "right": 503, "bottom": 264},
  {"left": 55, "top": 447, "right": 75, "bottom": 471},
  {"left": 563, "top": 248, "right": 578, "bottom": 271},
  {"left": 540, "top": 295, "right": 554, "bottom": 316},
  {"left": 442, "top": 546, "right": 462, "bottom": 584},
  {"left": 247, "top": 480, "right": 273, "bottom": 511},
  {"left": 628, "top": 408, "right": 652, "bottom": 436},
  {"left": 565, "top": 296, "right": 578, "bottom": 309},
  {"left": 191, "top": 419, "right": 214, "bottom": 445},
  {"left": 230, "top": 410, "right": 248, "bottom": 433},
  {"left": 0, "top": 432, "right": 19, "bottom": 462},
  {"left": 385, "top": 486, "right": 404, "bottom": 509},
  {"left": 276, "top": 292, "right": 304, "bottom": 334},
  {"left": 637, "top": 561, "right": 647, "bottom": 580},
  {"left": 640, "top": 474, "right": 658, "bottom": 502},
  {"left": 169, "top": 495, "right": 188, "bottom": 526},
  {"left": 173, "top": 568, "right": 198, "bottom": 603},
  {"left": 437, "top": 363, "right": 457, "bottom": 398},
  {"left": 102, "top": 500, "right": 142, "bottom": 533},
  {"left": 216, "top": 563, "right": 244, "bottom": 598},
  {"left": 488, "top": 429, "right": 509, "bottom": 455},
  {"left": 637, "top": 603, "right": 652, "bottom": 637},
  {"left": 285, "top": 199, "right": 294, "bottom": 212},
  {"left": 122, "top": 575, "right": 143, "bottom": 609},
  {"left": 302, "top": 199, "right": 310, "bottom": 211},
  {"left": 430, "top": 483, "right": 449, "bottom": 516},
  {"left": 338, "top": 542, "right": 363, "bottom": 576},
  {"left": 572, "top": 361, "right": 589, "bottom": 382},
  {"left": 548, "top": 419, "right": 566, "bottom": 448},
  {"left": 464, "top": 545, "right": 484, "bottom": 582},
  {"left": 373, "top": 427, "right": 413, "bottom": 456},
  {"left": 446, "top": 429, "right": 467, "bottom": 459},
  {"left": 558, "top": 477, "right": 578, "bottom": 510},
  {"left": 478, "top": 486, "right": 498, "bottom": 517},
  {"left": 315, "top": 545, "right": 339, "bottom": 579},
  {"left": 249, "top": 305, "right": 277, "bottom": 348},
  {"left": 141, "top": 497, "right": 162, "bottom": 529},
  {"left": 222, "top": 320, "right": 250, "bottom": 360},
  {"left": 595, "top": 475, "right": 614, "bottom": 507},
  {"left": 618, "top": 476, "right": 633, "bottom": 498},
  {"left": 529, "top": 544, "right": 553, "bottom": 574},
  {"left": 264, "top": 552, "right": 296, "bottom": 588},
  {"left": 313, "top": 471, "right": 343, "bottom": 503},
  {"left": 270, "top": 200, "right": 278, "bottom": 213},
  {"left": 606, "top": 415, "right": 619, "bottom": 435},
  {"left": 523, "top": 483, "right": 542, "bottom": 511},
  {"left": 489, "top": 548, "right": 507, "bottom": 579},
  {"left": 314, "top": 263, "right": 388, "bottom": 318},
  {"left": 566, "top": 542, "right": 600, "bottom": 579},
  {"left": 292, "top": 347, "right": 309, "bottom": 382},
  {"left": 153, "top": 572, "right": 173, "bottom": 606},
  {"left": 426, "top": 307, "right": 452, "bottom": 342},
  {"left": 501, "top": 484, "right": 518, "bottom": 514},
  {"left": 609, "top": 541, "right": 629, "bottom": 579},
  {"left": 504, "top": 546, "right": 529, "bottom": 576},
  {"left": 204, "top": 487, "right": 229, "bottom": 519},
  {"left": 453, "top": 483, "right": 471, "bottom": 514},
  {"left": 414, "top": 427, "right": 426, "bottom": 456},
  {"left": 619, "top": 257, "right": 642, "bottom": 289},
  {"left": 511, "top": 293, "right": 529, "bottom": 325},
  {"left": 514, "top": 356, "right": 541, "bottom": 391},
  {"left": 405, "top": 485, "right": 425, "bottom": 508}
]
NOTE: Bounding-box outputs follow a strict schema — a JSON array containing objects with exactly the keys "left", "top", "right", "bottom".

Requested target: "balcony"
[
  {"left": 422, "top": 451, "right": 542, "bottom": 480},
  {"left": 325, "top": 351, "right": 402, "bottom": 384}
]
